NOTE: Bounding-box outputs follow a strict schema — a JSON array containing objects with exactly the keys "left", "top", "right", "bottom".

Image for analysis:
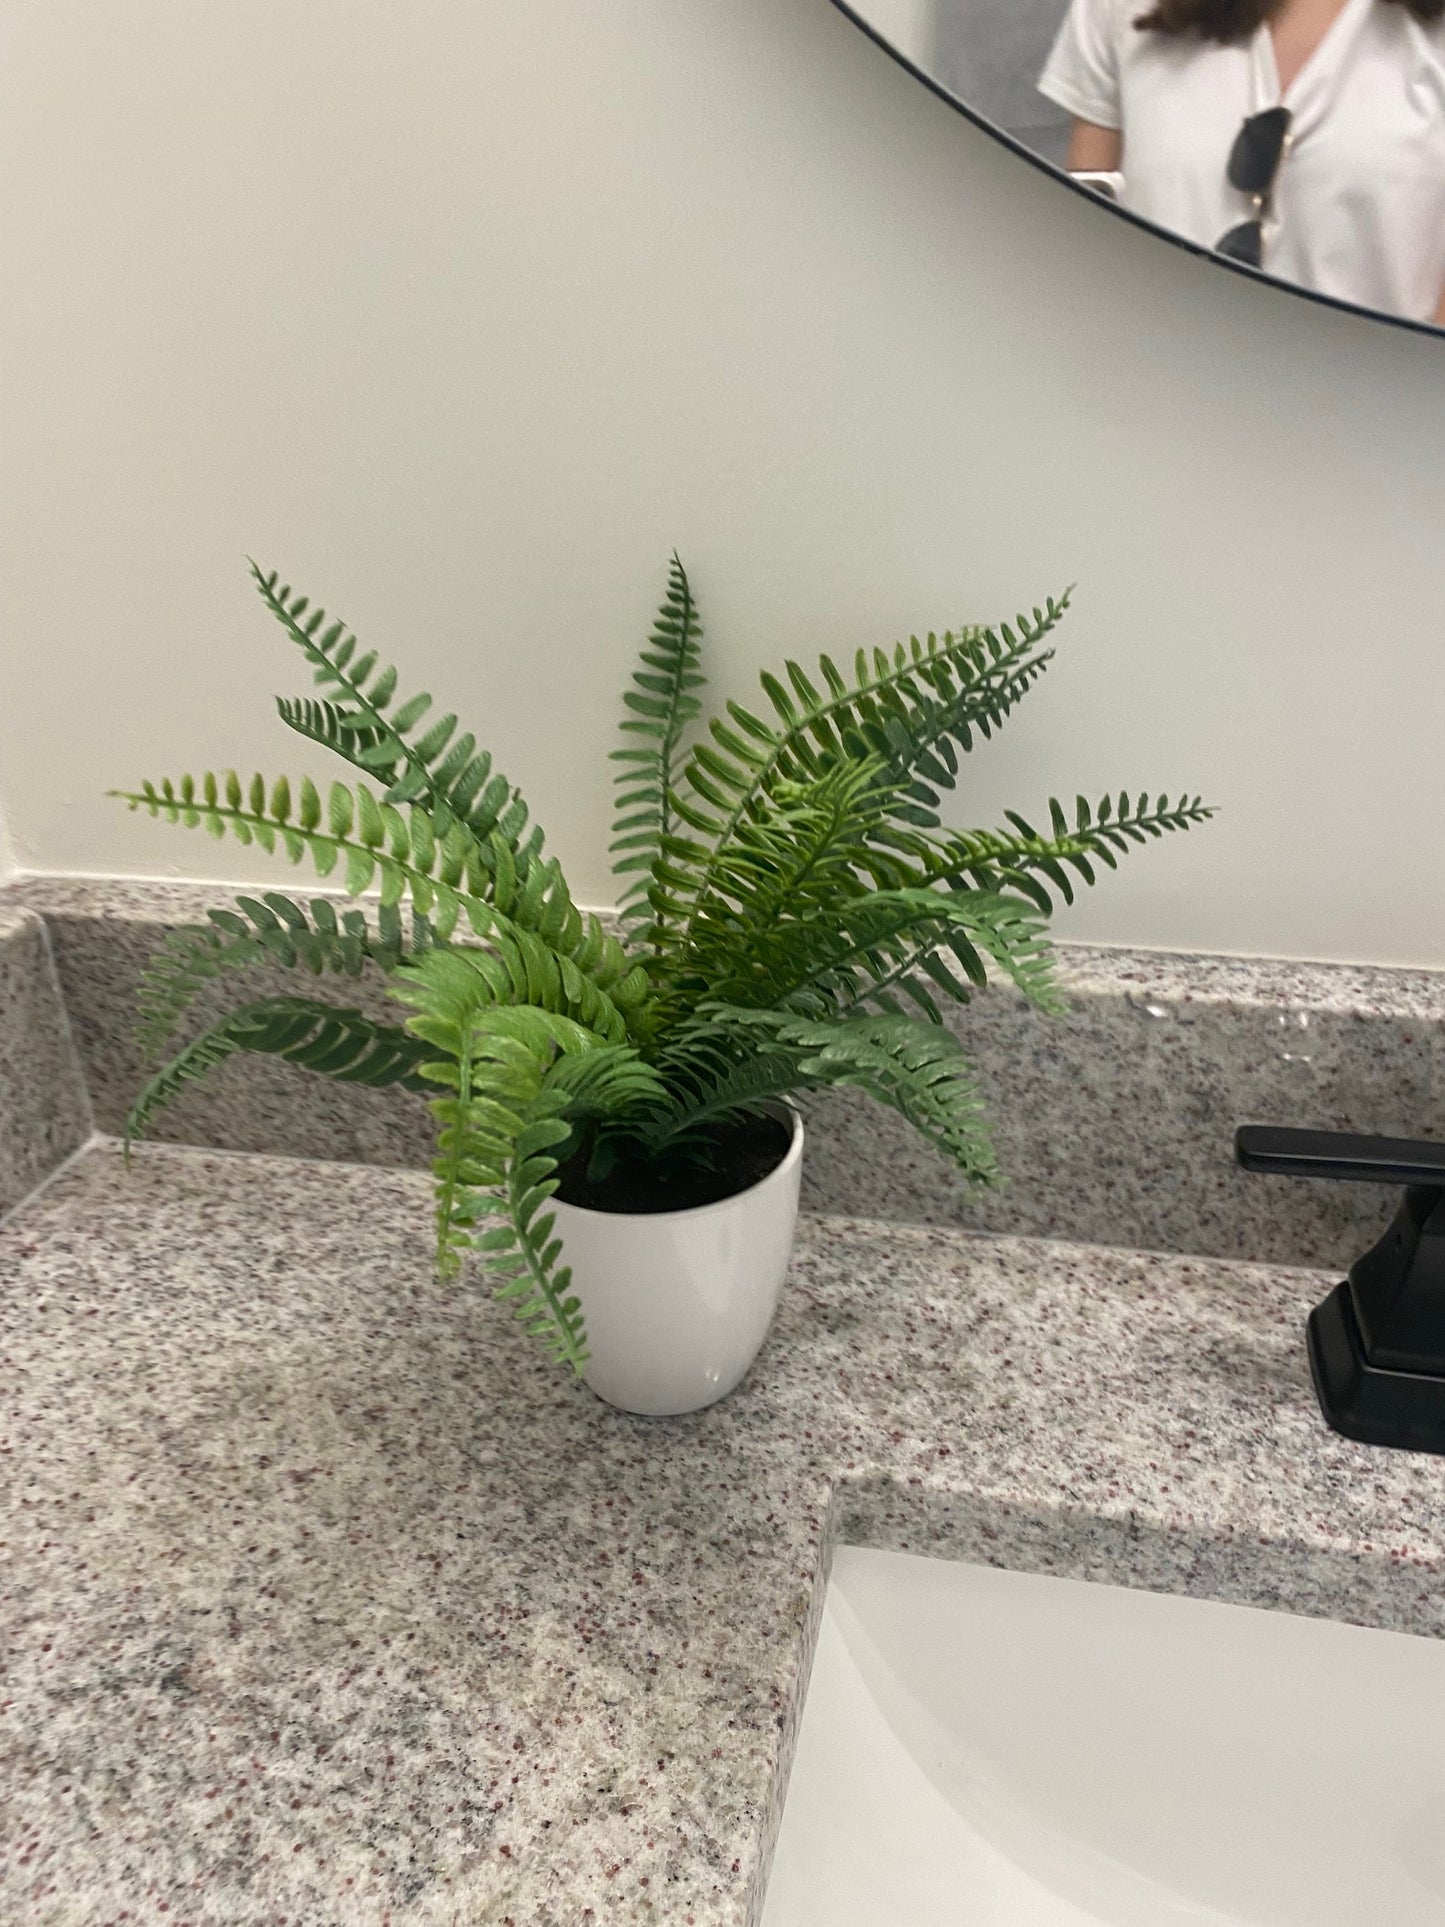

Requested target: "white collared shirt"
[{"left": 1039, "top": 0, "right": 1445, "bottom": 322}]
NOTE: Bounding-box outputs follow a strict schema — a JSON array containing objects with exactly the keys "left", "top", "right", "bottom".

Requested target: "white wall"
[
  {"left": 848, "top": 0, "right": 935, "bottom": 66},
  {"left": 2, "top": 0, "right": 1443, "bottom": 964}
]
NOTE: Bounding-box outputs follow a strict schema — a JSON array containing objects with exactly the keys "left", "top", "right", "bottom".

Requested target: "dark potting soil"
[{"left": 552, "top": 1112, "right": 793, "bottom": 1216}]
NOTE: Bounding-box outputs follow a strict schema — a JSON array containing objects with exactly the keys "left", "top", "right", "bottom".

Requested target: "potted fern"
[{"left": 117, "top": 557, "right": 1209, "bottom": 1414}]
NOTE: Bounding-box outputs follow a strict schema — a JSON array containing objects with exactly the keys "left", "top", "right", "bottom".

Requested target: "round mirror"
[{"left": 834, "top": 0, "right": 1445, "bottom": 335}]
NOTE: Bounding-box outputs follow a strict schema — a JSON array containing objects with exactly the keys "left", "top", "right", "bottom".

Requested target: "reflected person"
[{"left": 1038, "top": 0, "right": 1445, "bottom": 325}]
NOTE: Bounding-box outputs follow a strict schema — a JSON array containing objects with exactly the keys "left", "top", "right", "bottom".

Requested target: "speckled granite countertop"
[{"left": 6, "top": 1141, "right": 1445, "bottom": 1925}]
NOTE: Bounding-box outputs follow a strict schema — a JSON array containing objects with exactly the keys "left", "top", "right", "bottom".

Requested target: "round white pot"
[{"left": 551, "top": 1108, "right": 805, "bottom": 1417}]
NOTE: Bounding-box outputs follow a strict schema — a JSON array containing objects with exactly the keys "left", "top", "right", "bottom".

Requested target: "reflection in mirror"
[{"left": 842, "top": 0, "right": 1445, "bottom": 330}]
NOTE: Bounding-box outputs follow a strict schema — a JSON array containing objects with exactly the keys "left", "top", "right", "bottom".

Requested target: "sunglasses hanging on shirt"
[{"left": 1215, "top": 106, "right": 1294, "bottom": 270}]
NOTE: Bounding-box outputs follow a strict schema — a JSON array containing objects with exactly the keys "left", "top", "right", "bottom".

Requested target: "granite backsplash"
[{"left": 7, "top": 874, "right": 1445, "bottom": 1272}]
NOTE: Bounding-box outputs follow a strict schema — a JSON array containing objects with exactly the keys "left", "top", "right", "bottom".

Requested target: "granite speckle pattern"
[
  {"left": 4, "top": 1140, "right": 1445, "bottom": 1923},
  {"left": 0, "top": 904, "right": 91, "bottom": 1215},
  {"left": 11, "top": 876, "right": 1445, "bottom": 1270},
  {"left": 802, "top": 944, "right": 1445, "bottom": 1271}
]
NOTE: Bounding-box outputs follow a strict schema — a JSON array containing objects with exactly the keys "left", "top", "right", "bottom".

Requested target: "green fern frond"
[
  {"left": 389, "top": 950, "right": 670, "bottom": 1371},
  {"left": 391, "top": 955, "right": 589, "bottom": 1333},
  {"left": 654, "top": 600, "right": 1068, "bottom": 961},
  {"left": 401, "top": 1003, "right": 580, "bottom": 1280},
  {"left": 110, "top": 772, "right": 649, "bottom": 1039},
  {"left": 714, "top": 1008, "right": 997, "bottom": 1183},
  {"left": 650, "top": 756, "right": 1061, "bottom": 1024},
  {"left": 486, "top": 1047, "right": 669, "bottom": 1369},
  {"left": 769, "top": 886, "right": 1062, "bottom": 1022},
  {"left": 483, "top": 1111, "right": 589, "bottom": 1368},
  {"left": 542, "top": 1041, "right": 670, "bottom": 1122},
  {"left": 661, "top": 757, "right": 897, "bottom": 1012},
  {"left": 388, "top": 948, "right": 599, "bottom": 1065},
  {"left": 135, "top": 892, "right": 442, "bottom": 1062},
  {"left": 252, "top": 562, "right": 547, "bottom": 877},
  {"left": 269, "top": 694, "right": 398, "bottom": 784},
  {"left": 643, "top": 1033, "right": 802, "bottom": 1149},
  {"left": 485, "top": 1044, "right": 682, "bottom": 1359},
  {"left": 610, "top": 553, "right": 706, "bottom": 949},
  {"left": 124, "top": 995, "right": 432, "bottom": 1151},
  {"left": 900, "top": 790, "right": 1216, "bottom": 914}
]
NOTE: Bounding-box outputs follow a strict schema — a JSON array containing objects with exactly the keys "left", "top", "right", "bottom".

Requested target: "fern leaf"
[
  {"left": 124, "top": 996, "right": 432, "bottom": 1150},
  {"left": 251, "top": 561, "right": 546, "bottom": 877},
  {"left": 713, "top": 1008, "right": 997, "bottom": 1183},
  {"left": 657, "top": 601, "right": 1068, "bottom": 962},
  {"left": 609, "top": 554, "right": 706, "bottom": 949},
  {"left": 481, "top": 1043, "right": 671, "bottom": 1369},
  {"left": 643, "top": 1035, "right": 803, "bottom": 1148},
  {"left": 490, "top": 1112, "right": 589, "bottom": 1368},
  {"left": 392, "top": 957, "right": 646, "bottom": 1369},
  {"left": 752, "top": 885, "right": 1061, "bottom": 1021},
  {"left": 110, "top": 775, "right": 650, "bottom": 1041},
  {"left": 663, "top": 756, "right": 895, "bottom": 1013},
  {"left": 909, "top": 791, "right": 1217, "bottom": 913},
  {"left": 134, "top": 892, "right": 442, "bottom": 1062},
  {"left": 389, "top": 949, "right": 680, "bottom": 1366}
]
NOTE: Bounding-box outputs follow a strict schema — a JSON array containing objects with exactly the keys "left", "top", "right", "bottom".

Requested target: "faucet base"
[{"left": 1308, "top": 1281, "right": 1445, "bottom": 1456}]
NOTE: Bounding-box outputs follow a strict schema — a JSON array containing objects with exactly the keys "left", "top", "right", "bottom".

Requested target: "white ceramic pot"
[{"left": 551, "top": 1108, "right": 805, "bottom": 1417}]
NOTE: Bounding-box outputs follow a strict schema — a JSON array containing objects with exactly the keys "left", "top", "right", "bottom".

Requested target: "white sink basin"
[{"left": 763, "top": 1544, "right": 1445, "bottom": 1925}]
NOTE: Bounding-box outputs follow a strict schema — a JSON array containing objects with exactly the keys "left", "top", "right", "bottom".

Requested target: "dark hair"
[{"left": 1136, "top": 0, "right": 1443, "bottom": 39}]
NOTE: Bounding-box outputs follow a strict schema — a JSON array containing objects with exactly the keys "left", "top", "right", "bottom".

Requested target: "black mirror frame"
[{"left": 830, "top": 0, "right": 1443, "bottom": 343}]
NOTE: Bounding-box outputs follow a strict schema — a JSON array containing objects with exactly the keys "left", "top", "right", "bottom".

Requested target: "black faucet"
[{"left": 1236, "top": 1125, "right": 1445, "bottom": 1456}]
